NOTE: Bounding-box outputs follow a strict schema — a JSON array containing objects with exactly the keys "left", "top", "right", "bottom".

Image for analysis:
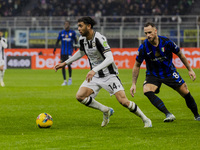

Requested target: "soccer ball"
[{"left": 36, "top": 113, "right": 53, "bottom": 128}]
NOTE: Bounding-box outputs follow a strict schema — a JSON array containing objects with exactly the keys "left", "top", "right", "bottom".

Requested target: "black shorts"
[
  {"left": 143, "top": 72, "right": 185, "bottom": 94},
  {"left": 60, "top": 55, "right": 70, "bottom": 63}
]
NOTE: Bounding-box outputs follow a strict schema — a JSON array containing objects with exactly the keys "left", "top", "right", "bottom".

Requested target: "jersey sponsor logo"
[
  {"left": 63, "top": 38, "right": 71, "bottom": 42},
  {"left": 151, "top": 56, "right": 167, "bottom": 62}
]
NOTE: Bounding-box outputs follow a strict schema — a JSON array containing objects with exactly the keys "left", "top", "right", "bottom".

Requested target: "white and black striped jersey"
[
  {"left": 79, "top": 31, "right": 118, "bottom": 78},
  {"left": 0, "top": 37, "right": 7, "bottom": 60}
]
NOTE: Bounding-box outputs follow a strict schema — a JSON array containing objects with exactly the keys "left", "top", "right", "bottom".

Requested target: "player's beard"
[
  {"left": 81, "top": 27, "right": 89, "bottom": 37},
  {"left": 148, "top": 35, "right": 156, "bottom": 43}
]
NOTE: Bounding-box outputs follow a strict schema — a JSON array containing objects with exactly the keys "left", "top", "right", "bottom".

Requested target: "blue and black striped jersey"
[
  {"left": 136, "top": 36, "right": 180, "bottom": 78},
  {"left": 57, "top": 29, "right": 76, "bottom": 55}
]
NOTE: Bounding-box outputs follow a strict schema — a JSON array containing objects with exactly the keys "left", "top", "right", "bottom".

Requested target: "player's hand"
[
  {"left": 130, "top": 84, "right": 136, "bottom": 97},
  {"left": 54, "top": 62, "right": 66, "bottom": 72},
  {"left": 53, "top": 49, "right": 56, "bottom": 55},
  {"left": 189, "top": 70, "right": 196, "bottom": 81},
  {"left": 86, "top": 70, "right": 95, "bottom": 82}
]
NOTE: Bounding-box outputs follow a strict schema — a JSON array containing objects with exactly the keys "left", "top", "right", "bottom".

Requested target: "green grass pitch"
[{"left": 0, "top": 69, "right": 200, "bottom": 149}]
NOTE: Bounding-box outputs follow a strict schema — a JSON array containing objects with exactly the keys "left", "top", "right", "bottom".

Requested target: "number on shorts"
[
  {"left": 173, "top": 72, "right": 179, "bottom": 79},
  {"left": 108, "top": 83, "right": 117, "bottom": 91}
]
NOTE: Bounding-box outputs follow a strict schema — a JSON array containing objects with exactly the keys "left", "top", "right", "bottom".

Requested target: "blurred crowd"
[
  {"left": 0, "top": 0, "right": 29, "bottom": 16},
  {"left": 0, "top": 0, "right": 195, "bottom": 17}
]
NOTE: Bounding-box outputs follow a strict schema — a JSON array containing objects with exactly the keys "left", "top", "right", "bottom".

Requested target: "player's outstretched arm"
[
  {"left": 188, "top": 70, "right": 196, "bottom": 81},
  {"left": 130, "top": 60, "right": 141, "bottom": 97},
  {"left": 54, "top": 50, "right": 85, "bottom": 72},
  {"left": 176, "top": 51, "right": 196, "bottom": 81},
  {"left": 86, "top": 70, "right": 96, "bottom": 83},
  {"left": 54, "top": 62, "right": 67, "bottom": 72},
  {"left": 130, "top": 84, "right": 136, "bottom": 97}
]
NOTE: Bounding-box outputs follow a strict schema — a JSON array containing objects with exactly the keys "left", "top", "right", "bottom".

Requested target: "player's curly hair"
[{"left": 78, "top": 16, "right": 96, "bottom": 29}]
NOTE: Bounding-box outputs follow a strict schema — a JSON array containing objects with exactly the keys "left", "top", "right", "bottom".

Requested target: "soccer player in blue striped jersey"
[
  {"left": 54, "top": 21, "right": 77, "bottom": 86},
  {"left": 130, "top": 22, "right": 200, "bottom": 122}
]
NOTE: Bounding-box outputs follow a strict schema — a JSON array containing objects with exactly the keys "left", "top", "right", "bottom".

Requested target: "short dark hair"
[
  {"left": 78, "top": 16, "right": 96, "bottom": 28},
  {"left": 65, "top": 20, "right": 70, "bottom": 24},
  {"left": 144, "top": 22, "right": 156, "bottom": 28}
]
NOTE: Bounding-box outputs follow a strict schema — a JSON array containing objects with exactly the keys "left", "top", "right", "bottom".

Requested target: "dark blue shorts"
[
  {"left": 143, "top": 71, "right": 185, "bottom": 94},
  {"left": 60, "top": 55, "right": 70, "bottom": 63}
]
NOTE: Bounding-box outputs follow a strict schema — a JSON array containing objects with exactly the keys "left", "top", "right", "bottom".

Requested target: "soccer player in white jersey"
[
  {"left": 54, "top": 16, "right": 152, "bottom": 128},
  {"left": 0, "top": 30, "right": 8, "bottom": 87}
]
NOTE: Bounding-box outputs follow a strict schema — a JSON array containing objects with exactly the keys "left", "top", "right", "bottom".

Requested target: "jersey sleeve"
[
  {"left": 73, "top": 30, "right": 76, "bottom": 39},
  {"left": 57, "top": 31, "right": 62, "bottom": 40},
  {"left": 1, "top": 38, "right": 8, "bottom": 48},
  {"left": 169, "top": 40, "right": 180, "bottom": 54},
  {"left": 136, "top": 44, "right": 145, "bottom": 63},
  {"left": 96, "top": 34, "right": 111, "bottom": 54},
  {"left": 78, "top": 37, "right": 85, "bottom": 52}
]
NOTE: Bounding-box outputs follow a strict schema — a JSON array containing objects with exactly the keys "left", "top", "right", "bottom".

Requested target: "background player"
[
  {"left": 0, "top": 30, "right": 8, "bottom": 87},
  {"left": 54, "top": 16, "right": 152, "bottom": 128},
  {"left": 130, "top": 22, "right": 200, "bottom": 122},
  {"left": 53, "top": 21, "right": 77, "bottom": 86}
]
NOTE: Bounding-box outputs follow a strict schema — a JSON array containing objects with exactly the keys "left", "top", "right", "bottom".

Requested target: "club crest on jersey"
[
  {"left": 69, "top": 33, "right": 72, "bottom": 36},
  {"left": 92, "top": 42, "right": 96, "bottom": 47},
  {"left": 65, "top": 35, "right": 68, "bottom": 38},
  {"left": 161, "top": 47, "right": 165, "bottom": 52}
]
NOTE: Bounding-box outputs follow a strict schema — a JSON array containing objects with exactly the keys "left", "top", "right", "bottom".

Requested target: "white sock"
[
  {"left": 64, "top": 80, "right": 67, "bottom": 82},
  {"left": 81, "top": 96, "right": 109, "bottom": 113},
  {"left": 0, "top": 70, "right": 3, "bottom": 82},
  {"left": 128, "top": 101, "right": 148, "bottom": 121}
]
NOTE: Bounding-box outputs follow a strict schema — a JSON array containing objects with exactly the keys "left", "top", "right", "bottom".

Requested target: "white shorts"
[
  {"left": 0, "top": 59, "right": 4, "bottom": 66},
  {"left": 80, "top": 75, "right": 124, "bottom": 98}
]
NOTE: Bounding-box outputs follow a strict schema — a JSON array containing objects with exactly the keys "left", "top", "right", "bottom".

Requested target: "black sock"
[
  {"left": 184, "top": 92, "right": 199, "bottom": 117},
  {"left": 62, "top": 67, "right": 66, "bottom": 80},
  {"left": 68, "top": 65, "right": 72, "bottom": 78},
  {"left": 144, "top": 91, "right": 170, "bottom": 115}
]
